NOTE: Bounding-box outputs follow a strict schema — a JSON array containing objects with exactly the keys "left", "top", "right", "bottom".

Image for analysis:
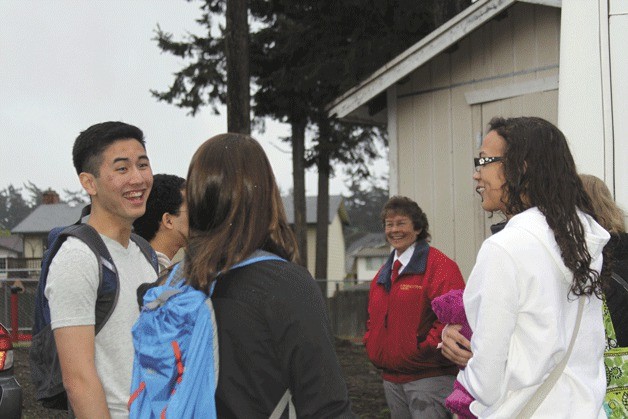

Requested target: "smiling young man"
[
  {"left": 45, "top": 122, "right": 158, "bottom": 418},
  {"left": 364, "top": 196, "right": 465, "bottom": 419}
]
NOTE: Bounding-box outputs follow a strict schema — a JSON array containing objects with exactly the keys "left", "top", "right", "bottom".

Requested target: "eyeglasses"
[{"left": 474, "top": 156, "right": 503, "bottom": 171}]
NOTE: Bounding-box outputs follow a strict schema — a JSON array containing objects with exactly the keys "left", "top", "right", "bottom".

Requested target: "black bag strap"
[
  {"left": 611, "top": 272, "right": 628, "bottom": 294},
  {"left": 78, "top": 204, "right": 91, "bottom": 223},
  {"left": 61, "top": 204, "right": 159, "bottom": 331},
  {"left": 269, "top": 389, "right": 296, "bottom": 419},
  {"left": 60, "top": 224, "right": 118, "bottom": 334},
  {"left": 71, "top": 202, "right": 158, "bottom": 282},
  {"left": 130, "top": 232, "right": 159, "bottom": 275}
]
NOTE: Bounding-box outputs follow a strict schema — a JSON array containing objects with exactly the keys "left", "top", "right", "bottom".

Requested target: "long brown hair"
[{"left": 184, "top": 133, "right": 298, "bottom": 291}]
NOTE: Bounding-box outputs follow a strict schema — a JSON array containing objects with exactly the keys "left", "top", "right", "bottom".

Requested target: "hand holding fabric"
[{"left": 432, "top": 289, "right": 476, "bottom": 418}]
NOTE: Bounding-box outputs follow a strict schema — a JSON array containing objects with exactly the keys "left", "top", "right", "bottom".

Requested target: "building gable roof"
[
  {"left": 282, "top": 195, "right": 349, "bottom": 225},
  {"left": 345, "top": 232, "right": 389, "bottom": 273},
  {"left": 327, "top": 0, "right": 561, "bottom": 122},
  {"left": 346, "top": 233, "right": 387, "bottom": 256},
  {"left": 11, "top": 203, "right": 84, "bottom": 234},
  {"left": 0, "top": 235, "right": 23, "bottom": 254}
]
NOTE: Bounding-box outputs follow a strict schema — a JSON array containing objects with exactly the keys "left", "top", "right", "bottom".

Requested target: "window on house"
[
  {"left": 365, "top": 257, "right": 387, "bottom": 270},
  {"left": 0, "top": 258, "right": 6, "bottom": 279}
]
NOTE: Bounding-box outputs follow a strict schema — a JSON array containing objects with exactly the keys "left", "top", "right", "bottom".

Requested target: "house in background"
[
  {"left": 282, "top": 195, "right": 349, "bottom": 297},
  {"left": 11, "top": 190, "right": 82, "bottom": 261},
  {"left": 345, "top": 233, "right": 389, "bottom": 282},
  {"left": 0, "top": 236, "right": 22, "bottom": 279},
  {"left": 329, "top": 0, "right": 561, "bottom": 278},
  {"left": 12, "top": 189, "right": 350, "bottom": 298}
]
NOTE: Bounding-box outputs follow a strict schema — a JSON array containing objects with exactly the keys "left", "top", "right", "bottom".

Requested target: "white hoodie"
[{"left": 459, "top": 207, "right": 609, "bottom": 418}]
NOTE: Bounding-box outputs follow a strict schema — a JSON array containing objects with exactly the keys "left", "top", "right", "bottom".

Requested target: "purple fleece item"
[
  {"left": 431, "top": 289, "right": 472, "bottom": 340},
  {"left": 431, "top": 289, "right": 476, "bottom": 419},
  {"left": 446, "top": 381, "right": 475, "bottom": 419}
]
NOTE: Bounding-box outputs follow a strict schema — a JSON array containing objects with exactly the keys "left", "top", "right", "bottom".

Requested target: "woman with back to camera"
[
  {"left": 580, "top": 173, "right": 628, "bottom": 346},
  {"left": 184, "top": 133, "right": 354, "bottom": 418},
  {"left": 441, "top": 117, "right": 609, "bottom": 417}
]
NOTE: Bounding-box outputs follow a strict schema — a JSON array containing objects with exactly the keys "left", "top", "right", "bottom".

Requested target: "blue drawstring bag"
[
  {"left": 129, "top": 251, "right": 285, "bottom": 419},
  {"left": 129, "top": 262, "right": 218, "bottom": 419}
]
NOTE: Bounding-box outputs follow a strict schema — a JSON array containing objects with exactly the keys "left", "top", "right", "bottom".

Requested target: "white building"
[{"left": 329, "top": 0, "right": 627, "bottom": 278}]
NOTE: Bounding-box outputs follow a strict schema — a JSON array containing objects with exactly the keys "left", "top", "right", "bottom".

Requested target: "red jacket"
[{"left": 364, "top": 241, "right": 465, "bottom": 383}]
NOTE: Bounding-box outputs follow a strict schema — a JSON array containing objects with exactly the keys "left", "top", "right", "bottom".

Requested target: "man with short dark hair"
[
  {"left": 133, "top": 174, "right": 188, "bottom": 272},
  {"left": 46, "top": 121, "right": 157, "bottom": 418}
]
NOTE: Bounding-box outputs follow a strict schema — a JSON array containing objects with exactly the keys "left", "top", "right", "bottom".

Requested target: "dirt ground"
[{"left": 14, "top": 339, "right": 389, "bottom": 418}]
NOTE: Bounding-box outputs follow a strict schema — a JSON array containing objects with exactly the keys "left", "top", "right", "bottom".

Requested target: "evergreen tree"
[
  {"left": 0, "top": 183, "right": 87, "bottom": 230},
  {"left": 150, "top": 0, "right": 472, "bottom": 289},
  {"left": 62, "top": 189, "right": 89, "bottom": 206},
  {"left": 0, "top": 185, "right": 33, "bottom": 229},
  {"left": 343, "top": 177, "right": 390, "bottom": 246},
  {"left": 24, "top": 181, "right": 45, "bottom": 207}
]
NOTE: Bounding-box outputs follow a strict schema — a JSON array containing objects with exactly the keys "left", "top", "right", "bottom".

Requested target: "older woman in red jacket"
[{"left": 365, "top": 196, "right": 465, "bottom": 419}]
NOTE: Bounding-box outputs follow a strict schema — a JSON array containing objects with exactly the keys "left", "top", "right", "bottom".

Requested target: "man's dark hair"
[
  {"left": 72, "top": 121, "right": 145, "bottom": 176},
  {"left": 133, "top": 174, "right": 186, "bottom": 242},
  {"left": 381, "top": 196, "right": 431, "bottom": 241}
]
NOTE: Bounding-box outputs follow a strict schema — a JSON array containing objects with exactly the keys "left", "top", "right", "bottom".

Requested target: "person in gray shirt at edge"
[{"left": 46, "top": 121, "right": 156, "bottom": 418}]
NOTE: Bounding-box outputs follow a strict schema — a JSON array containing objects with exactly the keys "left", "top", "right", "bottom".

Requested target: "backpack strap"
[
  {"left": 130, "top": 232, "right": 159, "bottom": 275},
  {"left": 515, "top": 296, "right": 585, "bottom": 419},
  {"left": 602, "top": 296, "right": 617, "bottom": 347},
  {"left": 231, "top": 250, "right": 286, "bottom": 269},
  {"left": 71, "top": 206, "right": 151, "bottom": 250},
  {"left": 611, "top": 272, "right": 628, "bottom": 294},
  {"left": 269, "top": 389, "right": 296, "bottom": 419},
  {"left": 32, "top": 221, "right": 96, "bottom": 335},
  {"left": 59, "top": 224, "right": 119, "bottom": 335},
  {"left": 144, "top": 289, "right": 183, "bottom": 310},
  {"left": 78, "top": 204, "right": 91, "bottom": 223},
  {"left": 137, "top": 250, "right": 286, "bottom": 308},
  {"left": 52, "top": 223, "right": 158, "bottom": 334},
  {"left": 214, "top": 250, "right": 285, "bottom": 297}
]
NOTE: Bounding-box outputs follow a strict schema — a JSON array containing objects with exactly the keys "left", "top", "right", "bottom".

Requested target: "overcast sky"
[{"left": 0, "top": 0, "right": 369, "bottom": 200}]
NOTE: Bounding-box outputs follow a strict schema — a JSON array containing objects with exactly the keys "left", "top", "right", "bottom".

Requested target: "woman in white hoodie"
[{"left": 442, "top": 117, "right": 609, "bottom": 418}]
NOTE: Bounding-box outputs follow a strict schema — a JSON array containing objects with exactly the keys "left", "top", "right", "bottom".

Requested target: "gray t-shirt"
[{"left": 45, "top": 234, "right": 157, "bottom": 418}]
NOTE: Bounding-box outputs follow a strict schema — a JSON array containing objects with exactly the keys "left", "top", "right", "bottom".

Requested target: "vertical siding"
[
  {"left": 536, "top": 7, "right": 560, "bottom": 68},
  {"left": 450, "top": 34, "right": 478, "bottom": 277},
  {"left": 392, "top": 3, "right": 561, "bottom": 278}
]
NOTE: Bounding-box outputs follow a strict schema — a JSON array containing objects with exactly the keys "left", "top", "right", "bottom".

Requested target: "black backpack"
[{"left": 29, "top": 205, "right": 158, "bottom": 410}]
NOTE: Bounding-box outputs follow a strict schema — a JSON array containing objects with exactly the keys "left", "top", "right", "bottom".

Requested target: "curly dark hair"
[
  {"left": 488, "top": 116, "right": 602, "bottom": 297},
  {"left": 133, "top": 174, "right": 186, "bottom": 242},
  {"left": 381, "top": 196, "right": 430, "bottom": 242}
]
